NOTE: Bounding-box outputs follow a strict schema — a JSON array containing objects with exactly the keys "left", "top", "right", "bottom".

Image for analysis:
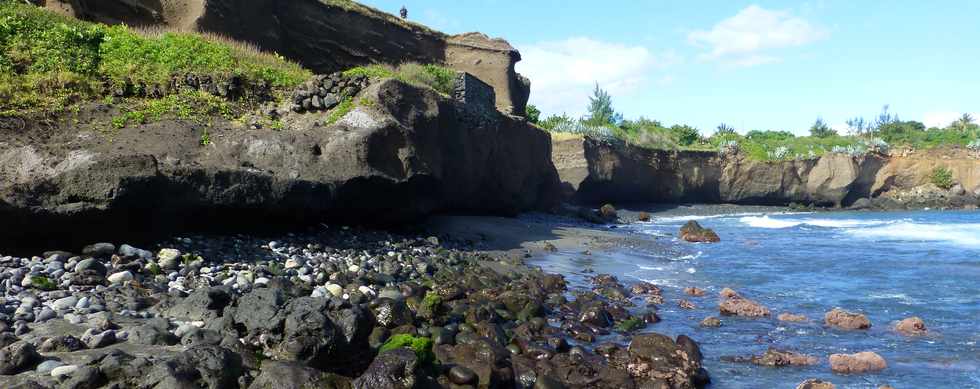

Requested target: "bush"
[
  {"left": 718, "top": 140, "right": 740, "bottom": 155},
  {"left": 378, "top": 334, "right": 434, "bottom": 365},
  {"left": 931, "top": 166, "right": 954, "bottom": 190}
]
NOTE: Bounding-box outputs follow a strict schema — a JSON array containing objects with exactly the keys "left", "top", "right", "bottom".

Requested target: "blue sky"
[{"left": 360, "top": 1, "right": 979, "bottom": 134}]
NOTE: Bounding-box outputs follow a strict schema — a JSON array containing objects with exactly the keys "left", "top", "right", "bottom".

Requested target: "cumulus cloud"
[
  {"left": 922, "top": 111, "right": 980, "bottom": 128},
  {"left": 689, "top": 5, "right": 826, "bottom": 66},
  {"left": 516, "top": 38, "right": 671, "bottom": 117}
]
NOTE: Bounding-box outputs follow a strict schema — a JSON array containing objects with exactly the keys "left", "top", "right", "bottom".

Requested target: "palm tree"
[{"left": 953, "top": 113, "right": 974, "bottom": 131}]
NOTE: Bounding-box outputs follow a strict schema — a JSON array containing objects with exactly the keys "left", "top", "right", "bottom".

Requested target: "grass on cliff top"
[
  {"left": 0, "top": 2, "right": 311, "bottom": 116},
  {"left": 343, "top": 63, "right": 455, "bottom": 96},
  {"left": 321, "top": 0, "right": 444, "bottom": 36}
]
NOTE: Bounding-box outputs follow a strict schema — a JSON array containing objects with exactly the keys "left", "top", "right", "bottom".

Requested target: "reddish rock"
[
  {"left": 719, "top": 288, "right": 739, "bottom": 299},
  {"left": 895, "top": 316, "right": 927, "bottom": 335},
  {"left": 637, "top": 211, "right": 651, "bottom": 222},
  {"left": 679, "top": 220, "right": 720, "bottom": 243},
  {"left": 718, "top": 291, "right": 770, "bottom": 317},
  {"left": 684, "top": 287, "right": 706, "bottom": 297},
  {"left": 751, "top": 348, "right": 818, "bottom": 367},
  {"left": 824, "top": 308, "right": 871, "bottom": 330},
  {"left": 796, "top": 379, "right": 836, "bottom": 389},
  {"left": 678, "top": 299, "right": 695, "bottom": 310},
  {"left": 599, "top": 204, "right": 617, "bottom": 220},
  {"left": 699, "top": 317, "right": 721, "bottom": 327},
  {"left": 829, "top": 351, "right": 887, "bottom": 374},
  {"left": 645, "top": 295, "right": 664, "bottom": 305},
  {"left": 778, "top": 313, "right": 807, "bottom": 322}
]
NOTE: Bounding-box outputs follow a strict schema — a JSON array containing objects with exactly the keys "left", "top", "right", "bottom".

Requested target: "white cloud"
[
  {"left": 516, "top": 38, "right": 670, "bottom": 117},
  {"left": 688, "top": 5, "right": 826, "bottom": 67},
  {"left": 922, "top": 111, "right": 979, "bottom": 128}
]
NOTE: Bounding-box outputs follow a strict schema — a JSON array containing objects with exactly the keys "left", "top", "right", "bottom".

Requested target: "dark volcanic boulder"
[
  {"left": 273, "top": 297, "right": 340, "bottom": 369},
  {"left": 0, "top": 343, "right": 41, "bottom": 375},
  {"left": 352, "top": 348, "right": 419, "bottom": 389},
  {"left": 679, "top": 221, "right": 720, "bottom": 243},
  {"left": 144, "top": 345, "right": 244, "bottom": 388},
  {"left": 0, "top": 79, "right": 559, "bottom": 251},
  {"left": 249, "top": 360, "right": 351, "bottom": 389},
  {"left": 626, "top": 333, "right": 705, "bottom": 389}
]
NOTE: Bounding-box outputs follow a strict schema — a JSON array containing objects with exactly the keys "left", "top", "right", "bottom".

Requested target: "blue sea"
[{"left": 535, "top": 209, "right": 980, "bottom": 388}]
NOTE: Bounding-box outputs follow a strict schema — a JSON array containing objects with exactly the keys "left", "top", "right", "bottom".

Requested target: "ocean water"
[{"left": 534, "top": 210, "right": 980, "bottom": 388}]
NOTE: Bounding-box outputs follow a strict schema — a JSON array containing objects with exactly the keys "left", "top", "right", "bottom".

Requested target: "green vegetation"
[
  {"left": 536, "top": 85, "right": 980, "bottom": 161},
  {"left": 525, "top": 104, "right": 541, "bottom": 124},
  {"left": 109, "top": 90, "right": 233, "bottom": 128},
  {"left": 30, "top": 275, "right": 57, "bottom": 291},
  {"left": 325, "top": 97, "right": 354, "bottom": 125},
  {"left": 421, "top": 291, "right": 442, "bottom": 312},
  {"left": 0, "top": 2, "right": 309, "bottom": 116},
  {"left": 378, "top": 334, "right": 434, "bottom": 365},
  {"left": 343, "top": 63, "right": 455, "bottom": 95},
  {"left": 931, "top": 166, "right": 954, "bottom": 190}
]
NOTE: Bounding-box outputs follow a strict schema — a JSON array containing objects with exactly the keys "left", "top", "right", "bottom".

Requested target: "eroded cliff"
[{"left": 554, "top": 136, "right": 980, "bottom": 209}]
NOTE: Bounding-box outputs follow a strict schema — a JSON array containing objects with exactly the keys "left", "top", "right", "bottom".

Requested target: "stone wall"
[{"left": 43, "top": 0, "right": 531, "bottom": 115}]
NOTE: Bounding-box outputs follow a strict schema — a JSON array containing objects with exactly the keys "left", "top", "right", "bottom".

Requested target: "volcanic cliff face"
[
  {"left": 42, "top": 0, "right": 531, "bottom": 115},
  {"left": 0, "top": 77, "right": 559, "bottom": 251},
  {"left": 554, "top": 137, "right": 980, "bottom": 208}
]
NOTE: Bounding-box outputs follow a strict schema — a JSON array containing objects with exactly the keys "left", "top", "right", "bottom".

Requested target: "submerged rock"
[
  {"left": 796, "top": 379, "right": 837, "bottom": 389},
  {"left": 750, "top": 348, "right": 818, "bottom": 367},
  {"left": 718, "top": 290, "right": 769, "bottom": 317},
  {"left": 829, "top": 351, "right": 887, "bottom": 374},
  {"left": 824, "top": 308, "right": 871, "bottom": 330},
  {"left": 777, "top": 312, "right": 807, "bottom": 322},
  {"left": 895, "top": 316, "right": 927, "bottom": 335},
  {"left": 679, "top": 221, "right": 720, "bottom": 243}
]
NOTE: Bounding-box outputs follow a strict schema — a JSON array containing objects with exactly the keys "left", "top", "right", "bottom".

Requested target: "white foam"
[
  {"left": 738, "top": 215, "right": 895, "bottom": 229},
  {"left": 845, "top": 222, "right": 980, "bottom": 248},
  {"left": 652, "top": 211, "right": 809, "bottom": 224}
]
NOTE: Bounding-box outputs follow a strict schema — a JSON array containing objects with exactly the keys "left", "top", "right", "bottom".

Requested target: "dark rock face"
[
  {"left": 249, "top": 361, "right": 351, "bottom": 389},
  {"left": 0, "top": 343, "right": 41, "bottom": 375},
  {"left": 0, "top": 79, "right": 559, "bottom": 252}
]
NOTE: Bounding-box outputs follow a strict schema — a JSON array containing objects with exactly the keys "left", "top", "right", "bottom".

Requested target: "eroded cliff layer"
[
  {"left": 0, "top": 79, "right": 559, "bottom": 251},
  {"left": 554, "top": 137, "right": 980, "bottom": 208}
]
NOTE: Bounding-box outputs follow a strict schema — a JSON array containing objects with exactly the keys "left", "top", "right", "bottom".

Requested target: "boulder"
[
  {"left": 626, "top": 333, "right": 704, "bottom": 388},
  {"left": 824, "top": 308, "right": 871, "bottom": 330},
  {"left": 777, "top": 312, "right": 807, "bottom": 322},
  {"left": 750, "top": 348, "right": 818, "bottom": 367},
  {"left": 352, "top": 348, "right": 418, "bottom": 389},
  {"left": 719, "top": 292, "right": 769, "bottom": 318},
  {"left": 828, "top": 351, "right": 887, "bottom": 374},
  {"left": 145, "top": 345, "right": 244, "bottom": 388},
  {"left": 274, "top": 297, "right": 339, "bottom": 368},
  {"left": 679, "top": 220, "right": 720, "bottom": 243},
  {"left": 796, "top": 379, "right": 836, "bottom": 389},
  {"left": 895, "top": 316, "right": 927, "bottom": 335},
  {"left": 0, "top": 343, "right": 41, "bottom": 375},
  {"left": 249, "top": 361, "right": 350, "bottom": 389}
]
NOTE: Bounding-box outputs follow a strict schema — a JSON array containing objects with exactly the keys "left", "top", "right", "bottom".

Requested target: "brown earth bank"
[
  {"left": 0, "top": 77, "right": 559, "bottom": 254},
  {"left": 38, "top": 0, "right": 531, "bottom": 116},
  {"left": 554, "top": 136, "right": 980, "bottom": 209}
]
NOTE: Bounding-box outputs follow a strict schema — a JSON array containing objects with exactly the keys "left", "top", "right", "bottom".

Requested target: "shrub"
[
  {"left": 342, "top": 62, "right": 455, "bottom": 95},
  {"left": 767, "top": 146, "right": 790, "bottom": 160},
  {"left": 931, "top": 166, "right": 954, "bottom": 190},
  {"left": 378, "top": 334, "right": 434, "bottom": 365},
  {"left": 718, "top": 140, "right": 740, "bottom": 155}
]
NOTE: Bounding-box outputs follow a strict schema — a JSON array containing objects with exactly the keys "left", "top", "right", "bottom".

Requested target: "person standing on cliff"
[{"left": 400, "top": 6, "right": 408, "bottom": 19}]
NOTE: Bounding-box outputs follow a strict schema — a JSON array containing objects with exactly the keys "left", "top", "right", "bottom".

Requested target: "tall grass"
[{"left": 0, "top": 2, "right": 311, "bottom": 115}]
